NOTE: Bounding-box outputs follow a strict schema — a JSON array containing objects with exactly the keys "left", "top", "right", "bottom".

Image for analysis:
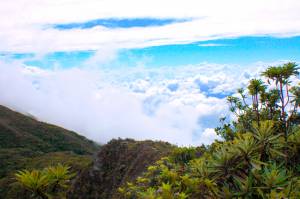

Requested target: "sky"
[{"left": 1, "top": 0, "right": 300, "bottom": 145}]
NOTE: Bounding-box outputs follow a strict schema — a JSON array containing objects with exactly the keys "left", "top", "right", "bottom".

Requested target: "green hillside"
[{"left": 0, "top": 105, "right": 98, "bottom": 198}]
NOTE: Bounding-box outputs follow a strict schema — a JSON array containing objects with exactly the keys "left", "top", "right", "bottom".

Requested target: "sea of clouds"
[
  {"left": 0, "top": 0, "right": 299, "bottom": 146},
  {"left": 0, "top": 56, "right": 277, "bottom": 146}
]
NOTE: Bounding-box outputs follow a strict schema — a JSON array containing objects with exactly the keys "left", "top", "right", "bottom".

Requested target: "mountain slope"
[
  {"left": 0, "top": 105, "right": 97, "bottom": 156},
  {"left": 0, "top": 105, "right": 98, "bottom": 198}
]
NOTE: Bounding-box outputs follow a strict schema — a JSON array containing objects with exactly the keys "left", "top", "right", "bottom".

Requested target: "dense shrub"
[{"left": 120, "top": 63, "right": 300, "bottom": 199}]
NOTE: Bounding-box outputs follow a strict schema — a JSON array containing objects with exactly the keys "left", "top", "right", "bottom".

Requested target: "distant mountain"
[
  {"left": 67, "top": 138, "right": 175, "bottom": 199},
  {"left": 0, "top": 105, "right": 174, "bottom": 199},
  {"left": 0, "top": 105, "right": 98, "bottom": 198}
]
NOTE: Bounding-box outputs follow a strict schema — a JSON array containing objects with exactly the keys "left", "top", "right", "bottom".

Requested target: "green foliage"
[
  {"left": 0, "top": 105, "right": 98, "bottom": 198},
  {"left": 15, "top": 164, "right": 75, "bottom": 199},
  {"left": 170, "top": 146, "right": 204, "bottom": 165},
  {"left": 120, "top": 63, "right": 300, "bottom": 199},
  {"left": 67, "top": 139, "right": 175, "bottom": 199},
  {"left": 0, "top": 105, "right": 97, "bottom": 155},
  {"left": 15, "top": 170, "right": 49, "bottom": 199}
]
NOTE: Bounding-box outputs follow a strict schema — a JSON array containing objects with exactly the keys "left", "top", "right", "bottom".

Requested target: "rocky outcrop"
[{"left": 67, "top": 138, "right": 174, "bottom": 199}]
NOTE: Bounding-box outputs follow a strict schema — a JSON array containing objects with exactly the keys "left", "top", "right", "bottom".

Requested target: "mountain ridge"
[{"left": 0, "top": 104, "right": 98, "bottom": 198}]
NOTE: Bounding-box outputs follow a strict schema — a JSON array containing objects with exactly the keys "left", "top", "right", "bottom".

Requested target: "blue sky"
[
  {"left": 112, "top": 36, "right": 300, "bottom": 67},
  {"left": 53, "top": 18, "right": 190, "bottom": 29},
  {"left": 8, "top": 36, "right": 300, "bottom": 69},
  {"left": 1, "top": 0, "right": 300, "bottom": 145}
]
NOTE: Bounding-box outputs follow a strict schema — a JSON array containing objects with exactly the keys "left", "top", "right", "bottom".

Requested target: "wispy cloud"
[{"left": 1, "top": 0, "right": 300, "bottom": 53}]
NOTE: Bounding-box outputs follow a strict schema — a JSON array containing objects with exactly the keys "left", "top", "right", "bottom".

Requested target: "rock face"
[{"left": 67, "top": 139, "right": 174, "bottom": 199}]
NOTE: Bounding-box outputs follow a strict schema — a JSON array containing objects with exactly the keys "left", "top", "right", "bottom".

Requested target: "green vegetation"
[
  {"left": 0, "top": 105, "right": 97, "bottom": 157},
  {"left": 119, "top": 62, "right": 300, "bottom": 198},
  {"left": 1, "top": 62, "right": 300, "bottom": 198},
  {"left": 0, "top": 105, "right": 98, "bottom": 198},
  {"left": 15, "top": 164, "right": 75, "bottom": 199},
  {"left": 67, "top": 139, "right": 175, "bottom": 199}
]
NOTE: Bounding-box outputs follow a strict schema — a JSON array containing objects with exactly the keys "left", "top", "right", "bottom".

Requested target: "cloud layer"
[
  {"left": 0, "top": 58, "right": 278, "bottom": 146},
  {"left": 1, "top": 1, "right": 299, "bottom": 146}
]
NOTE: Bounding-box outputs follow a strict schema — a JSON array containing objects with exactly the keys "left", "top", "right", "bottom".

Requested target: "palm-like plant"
[
  {"left": 282, "top": 62, "right": 299, "bottom": 80},
  {"left": 138, "top": 187, "right": 156, "bottom": 199},
  {"left": 248, "top": 79, "right": 266, "bottom": 99},
  {"left": 160, "top": 182, "right": 173, "bottom": 199},
  {"left": 15, "top": 170, "right": 49, "bottom": 199},
  {"left": 288, "top": 128, "right": 300, "bottom": 150},
  {"left": 175, "top": 192, "right": 189, "bottom": 199},
  {"left": 261, "top": 66, "right": 282, "bottom": 84},
  {"left": 233, "top": 134, "right": 262, "bottom": 170},
  {"left": 210, "top": 145, "right": 246, "bottom": 185},
  {"left": 250, "top": 121, "right": 285, "bottom": 161},
  {"left": 233, "top": 174, "right": 255, "bottom": 198},
  {"left": 248, "top": 79, "right": 266, "bottom": 125},
  {"left": 190, "top": 157, "right": 211, "bottom": 179},
  {"left": 262, "top": 62, "right": 299, "bottom": 139},
  {"left": 15, "top": 164, "right": 75, "bottom": 199},
  {"left": 44, "top": 164, "right": 74, "bottom": 192},
  {"left": 255, "top": 163, "right": 290, "bottom": 197},
  {"left": 287, "top": 128, "right": 300, "bottom": 168},
  {"left": 189, "top": 158, "right": 219, "bottom": 198}
]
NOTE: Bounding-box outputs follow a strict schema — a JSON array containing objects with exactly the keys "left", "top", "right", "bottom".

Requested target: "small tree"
[
  {"left": 261, "top": 62, "right": 299, "bottom": 139},
  {"left": 248, "top": 79, "right": 266, "bottom": 126},
  {"left": 217, "top": 62, "right": 299, "bottom": 141}
]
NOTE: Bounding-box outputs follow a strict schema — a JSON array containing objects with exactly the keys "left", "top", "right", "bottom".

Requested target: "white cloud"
[
  {"left": 84, "top": 46, "right": 118, "bottom": 66},
  {"left": 1, "top": 59, "right": 285, "bottom": 146},
  {"left": 0, "top": 60, "right": 247, "bottom": 146},
  {"left": 0, "top": 0, "right": 300, "bottom": 53},
  {"left": 1, "top": 1, "right": 298, "bottom": 146},
  {"left": 196, "top": 128, "right": 220, "bottom": 145}
]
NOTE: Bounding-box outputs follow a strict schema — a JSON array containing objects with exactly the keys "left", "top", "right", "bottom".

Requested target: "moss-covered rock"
[{"left": 67, "top": 138, "right": 175, "bottom": 199}]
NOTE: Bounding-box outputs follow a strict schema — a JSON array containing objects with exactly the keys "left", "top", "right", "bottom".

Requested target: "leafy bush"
[
  {"left": 15, "top": 164, "right": 75, "bottom": 199},
  {"left": 119, "top": 63, "right": 300, "bottom": 199}
]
